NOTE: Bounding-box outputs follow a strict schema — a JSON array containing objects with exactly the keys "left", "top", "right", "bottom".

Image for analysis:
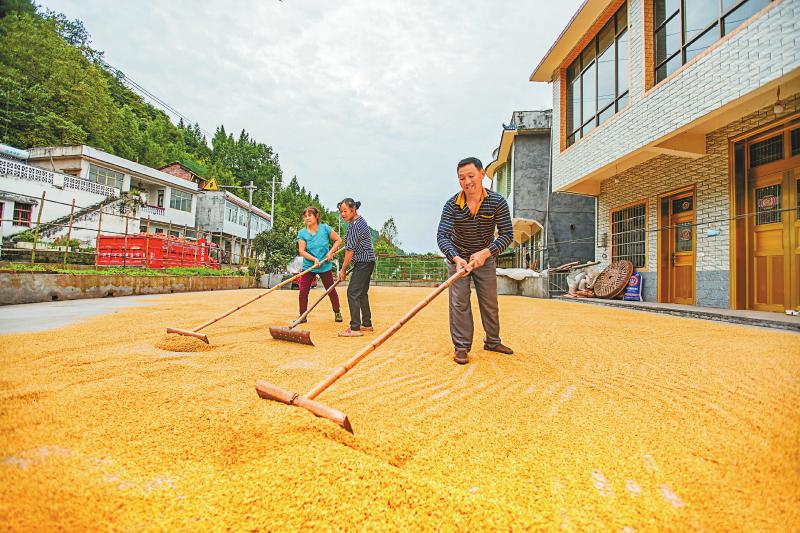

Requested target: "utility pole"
[{"left": 269, "top": 175, "right": 276, "bottom": 231}]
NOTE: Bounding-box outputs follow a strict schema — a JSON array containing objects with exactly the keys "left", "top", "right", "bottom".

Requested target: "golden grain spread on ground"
[{"left": 1, "top": 287, "right": 798, "bottom": 530}]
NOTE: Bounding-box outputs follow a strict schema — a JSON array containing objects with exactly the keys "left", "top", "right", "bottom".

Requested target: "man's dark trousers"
[{"left": 447, "top": 256, "right": 501, "bottom": 350}]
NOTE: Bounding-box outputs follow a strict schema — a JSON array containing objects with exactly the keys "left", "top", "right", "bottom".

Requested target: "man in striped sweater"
[{"left": 437, "top": 157, "right": 514, "bottom": 365}]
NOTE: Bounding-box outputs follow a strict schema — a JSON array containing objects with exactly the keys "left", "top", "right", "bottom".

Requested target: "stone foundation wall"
[{"left": 0, "top": 272, "right": 256, "bottom": 305}]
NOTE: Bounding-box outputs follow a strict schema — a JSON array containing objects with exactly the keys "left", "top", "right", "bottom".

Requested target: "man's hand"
[
  {"left": 338, "top": 269, "right": 347, "bottom": 282},
  {"left": 324, "top": 251, "right": 334, "bottom": 262},
  {"left": 469, "top": 248, "right": 492, "bottom": 269},
  {"left": 453, "top": 256, "right": 472, "bottom": 273},
  {"left": 313, "top": 259, "right": 321, "bottom": 269}
]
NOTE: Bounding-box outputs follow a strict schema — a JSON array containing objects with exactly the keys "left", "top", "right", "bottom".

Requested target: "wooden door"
[
  {"left": 791, "top": 171, "right": 800, "bottom": 311},
  {"left": 668, "top": 193, "right": 695, "bottom": 305},
  {"left": 748, "top": 171, "right": 787, "bottom": 311}
]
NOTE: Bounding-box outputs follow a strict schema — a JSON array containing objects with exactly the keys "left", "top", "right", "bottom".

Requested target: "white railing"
[
  {"left": 63, "top": 175, "right": 117, "bottom": 197},
  {"left": 0, "top": 157, "right": 55, "bottom": 184},
  {"left": 140, "top": 204, "right": 165, "bottom": 216}
]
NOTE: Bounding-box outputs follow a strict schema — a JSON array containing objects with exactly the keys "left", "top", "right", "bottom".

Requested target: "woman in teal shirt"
[{"left": 297, "top": 207, "right": 343, "bottom": 322}]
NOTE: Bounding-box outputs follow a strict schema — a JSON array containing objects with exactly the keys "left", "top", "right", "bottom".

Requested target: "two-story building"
[
  {"left": 27, "top": 145, "right": 199, "bottom": 237},
  {"left": 1, "top": 147, "right": 130, "bottom": 245},
  {"left": 159, "top": 162, "right": 272, "bottom": 263},
  {"left": 486, "top": 110, "right": 596, "bottom": 270},
  {"left": 195, "top": 190, "right": 272, "bottom": 264},
  {"left": 531, "top": 0, "right": 799, "bottom": 312}
]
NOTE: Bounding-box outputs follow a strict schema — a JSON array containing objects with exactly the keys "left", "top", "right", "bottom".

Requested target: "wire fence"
[
  {"left": 373, "top": 255, "right": 449, "bottom": 283},
  {"left": 0, "top": 189, "right": 254, "bottom": 269}
]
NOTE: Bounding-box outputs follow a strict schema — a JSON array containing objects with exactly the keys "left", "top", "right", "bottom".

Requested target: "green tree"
[
  {"left": 252, "top": 220, "right": 296, "bottom": 273},
  {"left": 0, "top": 0, "right": 35, "bottom": 19}
]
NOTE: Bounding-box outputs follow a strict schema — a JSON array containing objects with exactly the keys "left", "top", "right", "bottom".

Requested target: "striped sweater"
[
  {"left": 436, "top": 188, "right": 513, "bottom": 262},
  {"left": 345, "top": 216, "right": 377, "bottom": 263}
]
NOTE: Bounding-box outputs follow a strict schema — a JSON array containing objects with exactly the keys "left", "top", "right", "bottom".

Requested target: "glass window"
[
  {"left": 685, "top": 23, "right": 719, "bottom": 62},
  {"left": 13, "top": 202, "right": 32, "bottom": 227},
  {"left": 88, "top": 163, "right": 124, "bottom": 189},
  {"left": 796, "top": 180, "right": 800, "bottom": 219},
  {"left": 755, "top": 184, "right": 781, "bottom": 224},
  {"left": 225, "top": 201, "right": 238, "bottom": 223},
  {"left": 611, "top": 203, "right": 647, "bottom": 268},
  {"left": 568, "top": 78, "right": 581, "bottom": 134},
  {"left": 723, "top": 0, "right": 769, "bottom": 34},
  {"left": 654, "top": 0, "right": 680, "bottom": 27},
  {"left": 169, "top": 189, "right": 192, "bottom": 212},
  {"left": 675, "top": 222, "right": 693, "bottom": 252},
  {"left": 616, "top": 30, "right": 629, "bottom": 97},
  {"left": 565, "top": 2, "right": 628, "bottom": 147},
  {"left": 581, "top": 61, "right": 597, "bottom": 125},
  {"left": 654, "top": 0, "right": 773, "bottom": 84},
  {"left": 617, "top": 92, "right": 629, "bottom": 111},
  {"left": 156, "top": 190, "right": 164, "bottom": 208},
  {"left": 683, "top": 1, "right": 719, "bottom": 42},
  {"left": 598, "top": 103, "right": 615, "bottom": 126},
  {"left": 597, "top": 42, "right": 616, "bottom": 113},
  {"left": 654, "top": 15, "right": 681, "bottom": 66},
  {"left": 655, "top": 53, "right": 682, "bottom": 83},
  {"left": 749, "top": 135, "right": 783, "bottom": 167},
  {"left": 791, "top": 128, "right": 800, "bottom": 156},
  {"left": 672, "top": 196, "right": 694, "bottom": 214}
]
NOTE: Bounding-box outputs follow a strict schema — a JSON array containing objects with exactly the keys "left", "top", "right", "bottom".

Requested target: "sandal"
[{"left": 338, "top": 328, "right": 363, "bottom": 337}]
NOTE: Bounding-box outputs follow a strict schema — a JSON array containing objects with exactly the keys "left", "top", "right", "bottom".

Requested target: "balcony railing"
[
  {"left": 63, "top": 175, "right": 117, "bottom": 197},
  {"left": 140, "top": 204, "right": 165, "bottom": 216},
  {"left": 0, "top": 157, "right": 54, "bottom": 184},
  {"left": 0, "top": 157, "right": 117, "bottom": 197}
]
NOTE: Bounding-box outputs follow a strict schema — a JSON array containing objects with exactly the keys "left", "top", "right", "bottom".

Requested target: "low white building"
[
  {"left": 196, "top": 191, "right": 272, "bottom": 264},
  {"left": 0, "top": 156, "right": 131, "bottom": 245},
  {"left": 27, "top": 145, "right": 199, "bottom": 237}
]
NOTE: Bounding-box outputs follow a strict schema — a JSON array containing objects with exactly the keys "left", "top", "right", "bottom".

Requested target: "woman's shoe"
[
  {"left": 338, "top": 328, "right": 363, "bottom": 337},
  {"left": 334, "top": 311, "right": 343, "bottom": 322}
]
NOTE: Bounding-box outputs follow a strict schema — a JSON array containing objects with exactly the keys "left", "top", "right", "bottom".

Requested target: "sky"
[{"left": 43, "top": 0, "right": 582, "bottom": 252}]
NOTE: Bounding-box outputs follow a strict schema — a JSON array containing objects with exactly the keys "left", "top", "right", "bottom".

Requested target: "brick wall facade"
[
  {"left": 160, "top": 163, "right": 199, "bottom": 184},
  {"left": 595, "top": 92, "right": 800, "bottom": 307},
  {"left": 550, "top": 0, "right": 799, "bottom": 192}
]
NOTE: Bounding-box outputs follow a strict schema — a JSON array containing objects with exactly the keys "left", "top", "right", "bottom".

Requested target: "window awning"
[{"left": 0, "top": 192, "right": 39, "bottom": 205}]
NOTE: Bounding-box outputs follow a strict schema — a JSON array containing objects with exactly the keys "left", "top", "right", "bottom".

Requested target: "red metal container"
[{"left": 96, "top": 233, "right": 220, "bottom": 269}]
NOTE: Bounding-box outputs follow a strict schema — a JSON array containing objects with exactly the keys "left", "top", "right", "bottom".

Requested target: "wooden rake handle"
[
  {"left": 192, "top": 250, "right": 343, "bottom": 333},
  {"left": 304, "top": 263, "right": 472, "bottom": 400}
]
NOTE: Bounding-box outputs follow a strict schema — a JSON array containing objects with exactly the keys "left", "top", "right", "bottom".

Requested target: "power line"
[{"left": 98, "top": 59, "right": 215, "bottom": 140}]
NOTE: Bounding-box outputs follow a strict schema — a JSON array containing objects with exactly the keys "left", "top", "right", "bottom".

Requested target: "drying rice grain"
[
  {"left": 155, "top": 333, "right": 213, "bottom": 352},
  {"left": 1, "top": 287, "right": 798, "bottom": 530}
]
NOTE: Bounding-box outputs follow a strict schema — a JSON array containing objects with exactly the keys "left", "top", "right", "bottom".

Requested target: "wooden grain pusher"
[
  {"left": 166, "top": 251, "right": 342, "bottom": 344},
  {"left": 269, "top": 268, "right": 352, "bottom": 346},
  {"left": 256, "top": 264, "right": 472, "bottom": 433}
]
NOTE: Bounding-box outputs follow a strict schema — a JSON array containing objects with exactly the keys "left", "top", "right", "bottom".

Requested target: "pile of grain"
[
  {"left": 154, "top": 333, "right": 213, "bottom": 352},
  {"left": 1, "top": 287, "right": 798, "bottom": 530}
]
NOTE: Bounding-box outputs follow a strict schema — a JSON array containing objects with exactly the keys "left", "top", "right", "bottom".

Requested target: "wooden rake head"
[
  {"left": 255, "top": 380, "right": 353, "bottom": 433},
  {"left": 165, "top": 327, "right": 210, "bottom": 344}
]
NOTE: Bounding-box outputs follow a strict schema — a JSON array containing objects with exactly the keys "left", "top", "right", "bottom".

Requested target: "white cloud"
[{"left": 43, "top": 0, "right": 582, "bottom": 251}]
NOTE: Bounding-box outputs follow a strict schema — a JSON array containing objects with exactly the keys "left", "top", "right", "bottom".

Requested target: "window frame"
[
  {"left": 169, "top": 188, "right": 192, "bottom": 212},
  {"left": 12, "top": 202, "right": 33, "bottom": 227},
  {"left": 566, "top": 1, "right": 629, "bottom": 148},
  {"left": 87, "top": 163, "right": 124, "bottom": 189},
  {"left": 610, "top": 200, "right": 648, "bottom": 269},
  {"left": 653, "top": 0, "right": 773, "bottom": 85}
]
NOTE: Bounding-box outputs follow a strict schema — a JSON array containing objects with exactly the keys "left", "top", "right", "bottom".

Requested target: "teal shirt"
[{"left": 298, "top": 224, "right": 333, "bottom": 273}]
